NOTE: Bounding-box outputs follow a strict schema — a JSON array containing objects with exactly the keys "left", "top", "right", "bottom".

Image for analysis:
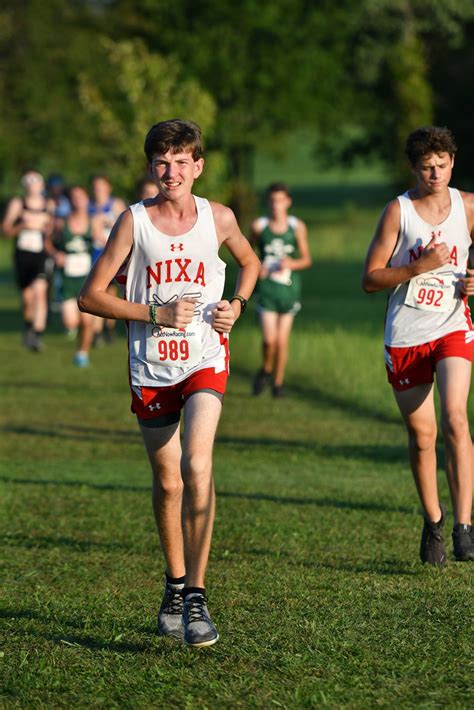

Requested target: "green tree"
[
  {"left": 0, "top": 0, "right": 112, "bottom": 192},
  {"left": 101, "top": 0, "right": 474, "bottom": 193},
  {"left": 100, "top": 0, "right": 362, "bottom": 212},
  {"left": 77, "top": 36, "right": 224, "bottom": 197},
  {"left": 2, "top": 0, "right": 474, "bottom": 201},
  {"left": 343, "top": 0, "right": 474, "bottom": 182},
  {"left": 0, "top": 0, "right": 221, "bottom": 200}
]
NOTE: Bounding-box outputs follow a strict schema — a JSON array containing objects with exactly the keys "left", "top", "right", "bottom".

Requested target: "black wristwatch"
[{"left": 230, "top": 295, "right": 247, "bottom": 313}]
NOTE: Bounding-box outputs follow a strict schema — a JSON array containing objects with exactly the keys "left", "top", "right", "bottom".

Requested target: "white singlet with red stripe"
[
  {"left": 125, "top": 196, "right": 228, "bottom": 388},
  {"left": 384, "top": 187, "right": 473, "bottom": 347}
]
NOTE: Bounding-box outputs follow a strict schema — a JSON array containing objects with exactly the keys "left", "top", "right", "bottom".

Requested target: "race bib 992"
[{"left": 404, "top": 271, "right": 456, "bottom": 313}]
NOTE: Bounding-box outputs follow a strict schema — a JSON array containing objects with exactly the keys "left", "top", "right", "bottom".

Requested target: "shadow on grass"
[
  {"left": 217, "top": 436, "right": 408, "bottom": 463},
  {"left": 0, "top": 423, "right": 139, "bottom": 442},
  {"left": 218, "top": 491, "right": 411, "bottom": 514},
  {"left": 235, "top": 547, "right": 417, "bottom": 576},
  {"left": 44, "top": 632, "right": 155, "bottom": 654},
  {"left": 229, "top": 364, "right": 400, "bottom": 427},
  {"left": 291, "top": 382, "right": 400, "bottom": 427},
  {"left": 0, "top": 608, "right": 87, "bottom": 631},
  {"left": 0, "top": 474, "right": 410, "bottom": 514},
  {"left": 0, "top": 609, "right": 172, "bottom": 655},
  {"left": 0, "top": 475, "right": 147, "bottom": 493},
  {"left": 1, "top": 421, "right": 407, "bottom": 463},
  {"left": 0, "top": 380, "right": 126, "bottom": 394},
  {"left": 311, "top": 558, "right": 418, "bottom": 576},
  {"left": 3, "top": 532, "right": 131, "bottom": 552}
]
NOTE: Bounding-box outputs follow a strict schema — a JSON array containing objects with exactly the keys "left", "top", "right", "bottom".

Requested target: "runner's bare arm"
[
  {"left": 46, "top": 198, "right": 56, "bottom": 216},
  {"left": 78, "top": 211, "right": 195, "bottom": 328},
  {"left": 44, "top": 218, "right": 65, "bottom": 265},
  {"left": 280, "top": 219, "right": 312, "bottom": 271},
  {"left": 250, "top": 217, "right": 272, "bottom": 279},
  {"left": 210, "top": 203, "right": 261, "bottom": 330},
  {"left": 78, "top": 211, "right": 144, "bottom": 320},
  {"left": 362, "top": 200, "right": 451, "bottom": 293},
  {"left": 93, "top": 213, "right": 112, "bottom": 247},
  {"left": 2, "top": 198, "right": 23, "bottom": 238},
  {"left": 42, "top": 212, "right": 54, "bottom": 240},
  {"left": 459, "top": 192, "right": 474, "bottom": 295},
  {"left": 91, "top": 214, "right": 105, "bottom": 247}
]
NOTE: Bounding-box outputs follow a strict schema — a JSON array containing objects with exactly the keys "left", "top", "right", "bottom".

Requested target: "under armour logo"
[
  {"left": 399, "top": 378, "right": 410, "bottom": 386},
  {"left": 148, "top": 403, "right": 161, "bottom": 411},
  {"left": 431, "top": 230, "right": 441, "bottom": 239},
  {"left": 170, "top": 243, "right": 184, "bottom": 252}
]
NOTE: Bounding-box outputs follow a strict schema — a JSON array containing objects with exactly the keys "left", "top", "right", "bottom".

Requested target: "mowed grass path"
[{"left": 0, "top": 205, "right": 472, "bottom": 709}]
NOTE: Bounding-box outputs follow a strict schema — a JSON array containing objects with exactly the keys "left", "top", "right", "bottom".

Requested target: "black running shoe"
[
  {"left": 157, "top": 578, "right": 184, "bottom": 640},
  {"left": 23, "top": 328, "right": 43, "bottom": 352},
  {"left": 420, "top": 504, "right": 446, "bottom": 566},
  {"left": 252, "top": 369, "right": 272, "bottom": 396},
  {"left": 452, "top": 523, "right": 474, "bottom": 561},
  {"left": 272, "top": 385, "right": 285, "bottom": 398},
  {"left": 183, "top": 593, "right": 219, "bottom": 648}
]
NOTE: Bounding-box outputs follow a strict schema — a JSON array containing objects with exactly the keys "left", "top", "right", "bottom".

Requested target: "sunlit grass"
[{"left": 1, "top": 201, "right": 472, "bottom": 709}]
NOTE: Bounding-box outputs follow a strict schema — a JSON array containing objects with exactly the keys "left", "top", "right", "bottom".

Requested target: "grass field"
[{"left": 1, "top": 198, "right": 473, "bottom": 709}]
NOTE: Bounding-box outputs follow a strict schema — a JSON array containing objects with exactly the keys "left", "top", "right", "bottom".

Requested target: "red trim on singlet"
[
  {"left": 220, "top": 333, "right": 230, "bottom": 373},
  {"left": 462, "top": 295, "right": 473, "bottom": 331}
]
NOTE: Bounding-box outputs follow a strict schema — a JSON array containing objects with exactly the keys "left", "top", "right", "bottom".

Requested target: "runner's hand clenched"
[
  {"left": 159, "top": 298, "right": 196, "bottom": 329},
  {"left": 417, "top": 234, "right": 450, "bottom": 272},
  {"left": 459, "top": 268, "right": 474, "bottom": 296},
  {"left": 212, "top": 300, "right": 236, "bottom": 333}
]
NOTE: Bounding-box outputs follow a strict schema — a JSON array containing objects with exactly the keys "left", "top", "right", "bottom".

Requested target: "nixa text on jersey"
[{"left": 146, "top": 258, "right": 206, "bottom": 289}]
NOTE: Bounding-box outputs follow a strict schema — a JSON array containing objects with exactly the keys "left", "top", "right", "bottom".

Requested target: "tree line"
[{"left": 1, "top": 0, "right": 473, "bottom": 208}]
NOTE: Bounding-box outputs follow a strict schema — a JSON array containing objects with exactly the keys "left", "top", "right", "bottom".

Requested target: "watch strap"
[{"left": 230, "top": 295, "right": 247, "bottom": 313}]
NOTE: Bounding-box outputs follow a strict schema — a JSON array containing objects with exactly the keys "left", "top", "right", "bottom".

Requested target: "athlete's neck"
[
  {"left": 154, "top": 194, "right": 196, "bottom": 219},
  {"left": 146, "top": 194, "right": 198, "bottom": 237},
  {"left": 409, "top": 185, "right": 452, "bottom": 223},
  {"left": 269, "top": 214, "right": 289, "bottom": 233}
]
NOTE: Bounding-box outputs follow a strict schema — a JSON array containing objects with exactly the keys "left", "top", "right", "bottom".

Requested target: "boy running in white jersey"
[
  {"left": 79, "top": 119, "right": 260, "bottom": 646},
  {"left": 362, "top": 126, "right": 474, "bottom": 564}
]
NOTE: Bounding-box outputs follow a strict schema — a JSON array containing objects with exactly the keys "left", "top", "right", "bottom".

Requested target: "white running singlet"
[
  {"left": 384, "top": 188, "right": 473, "bottom": 347},
  {"left": 124, "top": 196, "right": 228, "bottom": 388}
]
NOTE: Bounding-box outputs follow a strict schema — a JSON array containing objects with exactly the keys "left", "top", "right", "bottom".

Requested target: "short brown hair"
[
  {"left": 144, "top": 119, "right": 203, "bottom": 162},
  {"left": 405, "top": 126, "right": 457, "bottom": 166},
  {"left": 267, "top": 182, "right": 291, "bottom": 197}
]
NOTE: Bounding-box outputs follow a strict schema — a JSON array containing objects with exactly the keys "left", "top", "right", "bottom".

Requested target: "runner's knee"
[
  {"left": 181, "top": 453, "right": 212, "bottom": 486},
  {"left": 408, "top": 423, "right": 437, "bottom": 452},
  {"left": 153, "top": 473, "right": 183, "bottom": 499},
  {"left": 276, "top": 334, "right": 289, "bottom": 349},
  {"left": 441, "top": 408, "right": 469, "bottom": 439}
]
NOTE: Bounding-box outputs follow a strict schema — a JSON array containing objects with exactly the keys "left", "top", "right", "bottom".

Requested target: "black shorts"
[{"left": 14, "top": 250, "right": 51, "bottom": 290}]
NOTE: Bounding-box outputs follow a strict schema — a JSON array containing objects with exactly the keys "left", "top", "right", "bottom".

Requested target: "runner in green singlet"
[
  {"left": 251, "top": 183, "right": 312, "bottom": 397},
  {"left": 47, "top": 186, "right": 98, "bottom": 367}
]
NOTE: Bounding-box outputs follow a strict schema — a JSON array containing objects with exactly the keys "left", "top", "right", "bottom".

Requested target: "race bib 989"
[{"left": 146, "top": 323, "right": 202, "bottom": 368}]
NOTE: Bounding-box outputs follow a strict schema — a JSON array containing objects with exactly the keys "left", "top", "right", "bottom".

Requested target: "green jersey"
[
  {"left": 255, "top": 216, "right": 301, "bottom": 314},
  {"left": 58, "top": 220, "right": 93, "bottom": 299}
]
